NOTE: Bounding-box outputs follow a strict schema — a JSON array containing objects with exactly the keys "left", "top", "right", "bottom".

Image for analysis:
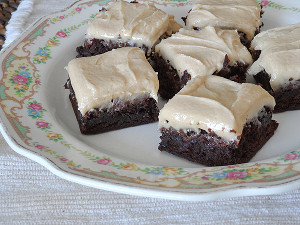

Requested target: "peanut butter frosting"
[
  {"left": 85, "top": 0, "right": 181, "bottom": 55},
  {"left": 155, "top": 27, "right": 253, "bottom": 79},
  {"left": 185, "top": 0, "right": 262, "bottom": 40},
  {"left": 159, "top": 76, "right": 275, "bottom": 141},
  {"left": 66, "top": 47, "right": 159, "bottom": 116},
  {"left": 250, "top": 23, "right": 300, "bottom": 51},
  {"left": 248, "top": 23, "right": 300, "bottom": 90}
]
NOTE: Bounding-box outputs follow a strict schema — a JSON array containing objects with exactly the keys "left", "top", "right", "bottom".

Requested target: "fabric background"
[{"left": 1, "top": 0, "right": 300, "bottom": 224}]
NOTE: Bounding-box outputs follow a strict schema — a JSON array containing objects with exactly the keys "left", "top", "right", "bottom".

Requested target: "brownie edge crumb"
[{"left": 76, "top": 39, "right": 149, "bottom": 58}]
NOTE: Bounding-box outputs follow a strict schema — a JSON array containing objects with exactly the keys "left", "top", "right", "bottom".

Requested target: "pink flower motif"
[
  {"left": 35, "top": 145, "right": 45, "bottom": 149},
  {"left": 35, "top": 80, "right": 41, "bottom": 84},
  {"left": 179, "top": 3, "right": 184, "bottom": 6},
  {"left": 75, "top": 7, "right": 82, "bottom": 12},
  {"left": 201, "top": 176, "right": 209, "bottom": 180},
  {"left": 59, "top": 16, "right": 64, "bottom": 19},
  {"left": 260, "top": 0, "right": 269, "bottom": 6},
  {"left": 13, "top": 75, "right": 29, "bottom": 84},
  {"left": 60, "top": 158, "right": 68, "bottom": 162},
  {"left": 56, "top": 31, "right": 67, "bottom": 38},
  {"left": 36, "top": 121, "right": 49, "bottom": 127},
  {"left": 285, "top": 153, "right": 299, "bottom": 160},
  {"left": 18, "top": 66, "right": 26, "bottom": 69},
  {"left": 29, "top": 104, "right": 43, "bottom": 111},
  {"left": 226, "top": 171, "right": 248, "bottom": 179},
  {"left": 228, "top": 165, "right": 235, "bottom": 168},
  {"left": 97, "top": 158, "right": 112, "bottom": 165}
]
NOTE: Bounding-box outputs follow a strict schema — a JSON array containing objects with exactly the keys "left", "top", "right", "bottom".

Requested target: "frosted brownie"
[
  {"left": 65, "top": 47, "right": 159, "bottom": 134},
  {"left": 184, "top": 0, "right": 262, "bottom": 48},
  {"left": 76, "top": 0, "right": 181, "bottom": 58},
  {"left": 247, "top": 23, "right": 300, "bottom": 113},
  {"left": 158, "top": 75, "right": 278, "bottom": 166},
  {"left": 153, "top": 27, "right": 253, "bottom": 99}
]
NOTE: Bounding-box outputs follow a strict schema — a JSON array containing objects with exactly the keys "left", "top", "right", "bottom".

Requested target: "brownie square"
[
  {"left": 65, "top": 47, "right": 159, "bottom": 134},
  {"left": 248, "top": 23, "right": 300, "bottom": 113},
  {"left": 158, "top": 75, "right": 278, "bottom": 166},
  {"left": 65, "top": 80, "right": 159, "bottom": 134},
  {"left": 76, "top": 0, "right": 181, "bottom": 58},
  {"left": 153, "top": 27, "right": 253, "bottom": 99},
  {"left": 183, "top": 0, "right": 263, "bottom": 48}
]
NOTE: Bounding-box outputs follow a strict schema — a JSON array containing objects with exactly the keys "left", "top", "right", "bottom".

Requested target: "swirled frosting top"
[
  {"left": 185, "top": 0, "right": 262, "bottom": 40},
  {"left": 248, "top": 23, "right": 300, "bottom": 90},
  {"left": 251, "top": 23, "right": 300, "bottom": 51},
  {"left": 66, "top": 47, "right": 159, "bottom": 116},
  {"left": 85, "top": 0, "right": 181, "bottom": 54},
  {"left": 155, "top": 27, "right": 253, "bottom": 79},
  {"left": 159, "top": 75, "right": 275, "bottom": 141}
]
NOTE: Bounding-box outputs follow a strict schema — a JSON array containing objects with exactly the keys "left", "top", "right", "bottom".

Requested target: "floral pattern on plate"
[{"left": 0, "top": 0, "right": 300, "bottom": 200}]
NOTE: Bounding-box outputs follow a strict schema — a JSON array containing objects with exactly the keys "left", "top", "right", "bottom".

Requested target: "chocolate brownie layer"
[
  {"left": 159, "top": 107, "right": 278, "bottom": 166},
  {"left": 76, "top": 39, "right": 149, "bottom": 58},
  {"left": 254, "top": 70, "right": 300, "bottom": 113},
  {"left": 65, "top": 80, "right": 159, "bottom": 134},
  {"left": 151, "top": 53, "right": 191, "bottom": 99},
  {"left": 238, "top": 29, "right": 261, "bottom": 49},
  {"left": 251, "top": 49, "right": 261, "bottom": 61},
  {"left": 152, "top": 53, "right": 248, "bottom": 99}
]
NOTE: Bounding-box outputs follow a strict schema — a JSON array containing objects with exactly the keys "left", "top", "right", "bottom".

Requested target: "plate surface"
[{"left": 1, "top": 0, "right": 300, "bottom": 201}]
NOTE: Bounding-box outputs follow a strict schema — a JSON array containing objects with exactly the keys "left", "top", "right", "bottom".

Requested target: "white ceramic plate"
[{"left": 1, "top": 0, "right": 300, "bottom": 201}]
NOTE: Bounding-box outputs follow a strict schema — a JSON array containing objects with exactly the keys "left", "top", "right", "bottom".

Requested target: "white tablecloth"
[{"left": 1, "top": 0, "right": 300, "bottom": 224}]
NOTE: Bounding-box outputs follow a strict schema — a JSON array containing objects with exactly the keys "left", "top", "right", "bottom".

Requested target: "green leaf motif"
[
  {"left": 29, "top": 26, "right": 46, "bottom": 40},
  {"left": 98, "top": 0, "right": 111, "bottom": 5},
  {"left": 0, "top": 85, "right": 7, "bottom": 100},
  {"left": 263, "top": 1, "right": 300, "bottom": 13},
  {"left": 5, "top": 55, "right": 15, "bottom": 68},
  {"left": 13, "top": 119, "right": 28, "bottom": 139},
  {"left": 264, "top": 171, "right": 298, "bottom": 180}
]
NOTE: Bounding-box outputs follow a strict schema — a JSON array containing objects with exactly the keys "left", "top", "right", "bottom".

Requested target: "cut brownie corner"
[
  {"left": 151, "top": 53, "right": 191, "bottom": 100},
  {"left": 254, "top": 70, "right": 300, "bottom": 113},
  {"left": 213, "top": 55, "right": 248, "bottom": 83}
]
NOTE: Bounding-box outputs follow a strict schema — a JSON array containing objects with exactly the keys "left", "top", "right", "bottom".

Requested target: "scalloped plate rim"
[{"left": 2, "top": 121, "right": 300, "bottom": 202}]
